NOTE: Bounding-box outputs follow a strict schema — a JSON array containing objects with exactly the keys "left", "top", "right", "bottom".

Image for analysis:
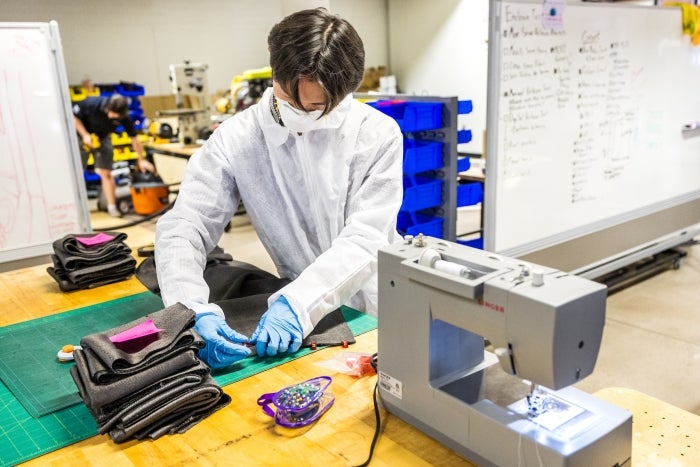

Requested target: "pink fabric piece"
[
  {"left": 109, "top": 319, "right": 162, "bottom": 343},
  {"left": 76, "top": 232, "right": 115, "bottom": 247}
]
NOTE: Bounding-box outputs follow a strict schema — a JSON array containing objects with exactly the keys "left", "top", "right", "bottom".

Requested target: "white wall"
[
  {"left": 387, "top": 0, "right": 489, "bottom": 155},
  {"left": 2, "top": 0, "right": 487, "bottom": 151},
  {"left": 0, "top": 0, "right": 388, "bottom": 95},
  {"left": 332, "top": 0, "right": 389, "bottom": 70}
]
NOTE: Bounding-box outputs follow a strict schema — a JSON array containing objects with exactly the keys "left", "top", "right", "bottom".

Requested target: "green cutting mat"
[
  {"left": 0, "top": 293, "right": 377, "bottom": 467},
  {"left": 0, "top": 293, "right": 166, "bottom": 418}
]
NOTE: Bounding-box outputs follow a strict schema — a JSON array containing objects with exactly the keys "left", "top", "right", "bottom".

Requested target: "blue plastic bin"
[
  {"left": 458, "top": 129, "right": 472, "bottom": 144},
  {"left": 397, "top": 212, "right": 443, "bottom": 238},
  {"left": 402, "top": 176, "right": 443, "bottom": 211},
  {"left": 457, "top": 237, "right": 483, "bottom": 249},
  {"left": 457, "top": 157, "right": 471, "bottom": 173},
  {"left": 367, "top": 100, "right": 443, "bottom": 132},
  {"left": 403, "top": 139, "right": 444, "bottom": 174},
  {"left": 83, "top": 170, "right": 101, "bottom": 183},
  {"left": 458, "top": 100, "right": 473, "bottom": 114},
  {"left": 117, "top": 82, "right": 145, "bottom": 97},
  {"left": 457, "top": 181, "right": 483, "bottom": 207}
]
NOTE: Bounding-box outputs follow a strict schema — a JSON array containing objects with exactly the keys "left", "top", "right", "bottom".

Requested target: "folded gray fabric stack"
[
  {"left": 70, "top": 303, "right": 231, "bottom": 443},
  {"left": 47, "top": 232, "right": 136, "bottom": 292}
]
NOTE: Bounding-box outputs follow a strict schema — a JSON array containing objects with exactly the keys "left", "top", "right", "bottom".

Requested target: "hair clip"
[{"left": 257, "top": 376, "right": 334, "bottom": 428}]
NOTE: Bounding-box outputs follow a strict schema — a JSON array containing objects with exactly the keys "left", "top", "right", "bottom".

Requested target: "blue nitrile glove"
[
  {"left": 250, "top": 296, "right": 303, "bottom": 357},
  {"left": 194, "top": 312, "right": 252, "bottom": 368}
]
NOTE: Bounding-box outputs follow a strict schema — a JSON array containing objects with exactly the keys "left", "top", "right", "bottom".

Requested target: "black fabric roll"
[
  {"left": 58, "top": 256, "right": 136, "bottom": 287},
  {"left": 71, "top": 348, "right": 200, "bottom": 411},
  {"left": 47, "top": 266, "right": 133, "bottom": 292},
  {"left": 47, "top": 231, "right": 136, "bottom": 291},
  {"left": 95, "top": 363, "right": 211, "bottom": 428},
  {"left": 79, "top": 303, "right": 202, "bottom": 382},
  {"left": 136, "top": 392, "right": 232, "bottom": 440},
  {"left": 70, "top": 303, "right": 229, "bottom": 444},
  {"left": 102, "top": 373, "right": 227, "bottom": 443},
  {"left": 52, "top": 232, "right": 129, "bottom": 265},
  {"left": 53, "top": 243, "right": 133, "bottom": 272}
]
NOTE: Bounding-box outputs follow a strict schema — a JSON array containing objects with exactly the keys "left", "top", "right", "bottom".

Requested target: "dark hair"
[
  {"left": 105, "top": 94, "right": 129, "bottom": 118},
  {"left": 268, "top": 8, "right": 365, "bottom": 115}
]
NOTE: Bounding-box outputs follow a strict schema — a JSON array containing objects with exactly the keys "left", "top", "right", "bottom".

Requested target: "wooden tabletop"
[
  {"left": 144, "top": 142, "right": 201, "bottom": 159},
  {"left": 594, "top": 387, "right": 700, "bottom": 466},
  {"left": 2, "top": 243, "right": 472, "bottom": 466},
  {"left": 4, "top": 236, "right": 699, "bottom": 465}
]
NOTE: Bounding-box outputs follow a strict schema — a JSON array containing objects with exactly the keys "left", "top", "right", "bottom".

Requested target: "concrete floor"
[{"left": 93, "top": 203, "right": 700, "bottom": 417}]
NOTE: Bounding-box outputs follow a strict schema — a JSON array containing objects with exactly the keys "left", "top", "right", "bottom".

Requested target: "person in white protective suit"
[{"left": 154, "top": 7, "right": 404, "bottom": 369}]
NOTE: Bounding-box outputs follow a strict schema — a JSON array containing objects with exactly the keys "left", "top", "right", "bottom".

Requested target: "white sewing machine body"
[{"left": 377, "top": 236, "right": 631, "bottom": 466}]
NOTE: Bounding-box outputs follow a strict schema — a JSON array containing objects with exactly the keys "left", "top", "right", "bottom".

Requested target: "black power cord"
[
  {"left": 92, "top": 184, "right": 179, "bottom": 232},
  {"left": 353, "top": 353, "right": 381, "bottom": 467},
  {"left": 93, "top": 196, "right": 176, "bottom": 232}
]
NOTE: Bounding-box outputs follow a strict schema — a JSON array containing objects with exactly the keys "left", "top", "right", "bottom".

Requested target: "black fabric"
[
  {"left": 70, "top": 305, "right": 229, "bottom": 443},
  {"left": 47, "top": 232, "right": 136, "bottom": 292},
  {"left": 134, "top": 254, "right": 160, "bottom": 294},
  {"left": 217, "top": 296, "right": 355, "bottom": 347},
  {"left": 79, "top": 303, "right": 202, "bottom": 382},
  {"left": 104, "top": 373, "right": 227, "bottom": 443},
  {"left": 71, "top": 349, "right": 200, "bottom": 410},
  {"left": 52, "top": 232, "right": 130, "bottom": 268},
  {"left": 135, "top": 247, "right": 355, "bottom": 346},
  {"left": 47, "top": 265, "right": 134, "bottom": 292},
  {"left": 50, "top": 254, "right": 136, "bottom": 286}
]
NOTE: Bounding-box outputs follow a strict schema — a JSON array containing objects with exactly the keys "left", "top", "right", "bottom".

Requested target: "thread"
[{"left": 434, "top": 259, "right": 470, "bottom": 278}]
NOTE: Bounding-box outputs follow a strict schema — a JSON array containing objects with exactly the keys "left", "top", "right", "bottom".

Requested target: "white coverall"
[{"left": 155, "top": 88, "right": 404, "bottom": 337}]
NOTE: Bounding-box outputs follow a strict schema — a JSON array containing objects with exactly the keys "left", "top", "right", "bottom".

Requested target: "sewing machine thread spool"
[{"left": 418, "top": 248, "right": 470, "bottom": 278}]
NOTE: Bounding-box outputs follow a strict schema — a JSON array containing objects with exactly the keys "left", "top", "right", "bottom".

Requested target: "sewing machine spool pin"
[{"left": 418, "top": 248, "right": 471, "bottom": 278}]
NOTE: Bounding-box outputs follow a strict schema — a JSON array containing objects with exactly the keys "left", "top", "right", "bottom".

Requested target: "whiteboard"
[
  {"left": 0, "top": 22, "right": 90, "bottom": 267},
  {"left": 484, "top": 1, "right": 700, "bottom": 272}
]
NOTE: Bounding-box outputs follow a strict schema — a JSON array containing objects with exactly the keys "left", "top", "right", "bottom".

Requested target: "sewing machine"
[{"left": 377, "top": 236, "right": 632, "bottom": 466}]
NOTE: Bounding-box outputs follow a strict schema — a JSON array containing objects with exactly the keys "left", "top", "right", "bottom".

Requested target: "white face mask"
[{"left": 276, "top": 96, "right": 325, "bottom": 134}]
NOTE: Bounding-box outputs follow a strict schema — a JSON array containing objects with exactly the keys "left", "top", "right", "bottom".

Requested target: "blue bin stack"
[
  {"left": 367, "top": 100, "right": 446, "bottom": 238},
  {"left": 367, "top": 98, "right": 483, "bottom": 244}
]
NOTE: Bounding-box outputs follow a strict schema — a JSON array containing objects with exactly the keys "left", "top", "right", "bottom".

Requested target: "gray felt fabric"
[
  {"left": 105, "top": 374, "right": 226, "bottom": 443},
  {"left": 94, "top": 364, "right": 211, "bottom": 422},
  {"left": 70, "top": 304, "right": 229, "bottom": 443},
  {"left": 47, "top": 232, "right": 136, "bottom": 291},
  {"left": 71, "top": 349, "right": 200, "bottom": 410},
  {"left": 79, "top": 303, "right": 203, "bottom": 381}
]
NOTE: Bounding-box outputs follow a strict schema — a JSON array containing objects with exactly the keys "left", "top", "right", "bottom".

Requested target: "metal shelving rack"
[{"left": 355, "top": 93, "right": 475, "bottom": 242}]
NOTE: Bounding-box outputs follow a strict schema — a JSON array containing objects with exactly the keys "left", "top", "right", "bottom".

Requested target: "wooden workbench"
[
  {"left": 2, "top": 250, "right": 472, "bottom": 466},
  {"left": 3, "top": 246, "right": 700, "bottom": 465},
  {"left": 144, "top": 142, "right": 201, "bottom": 160}
]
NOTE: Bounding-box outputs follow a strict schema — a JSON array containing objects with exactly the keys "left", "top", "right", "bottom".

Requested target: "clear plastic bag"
[{"left": 315, "top": 352, "right": 376, "bottom": 377}]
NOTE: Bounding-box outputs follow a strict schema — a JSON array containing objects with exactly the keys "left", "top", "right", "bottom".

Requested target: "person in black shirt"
[{"left": 73, "top": 94, "right": 155, "bottom": 217}]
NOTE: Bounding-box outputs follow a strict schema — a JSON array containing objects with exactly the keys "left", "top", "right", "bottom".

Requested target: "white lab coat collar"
[{"left": 259, "top": 88, "right": 352, "bottom": 148}]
